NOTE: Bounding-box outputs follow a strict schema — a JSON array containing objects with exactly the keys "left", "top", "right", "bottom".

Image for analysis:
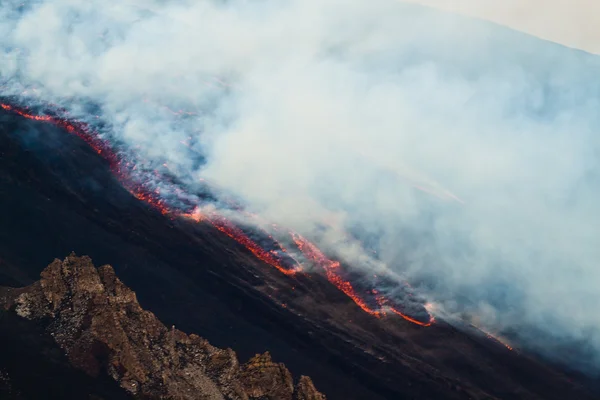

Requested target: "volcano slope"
[{"left": 0, "top": 107, "right": 597, "bottom": 399}]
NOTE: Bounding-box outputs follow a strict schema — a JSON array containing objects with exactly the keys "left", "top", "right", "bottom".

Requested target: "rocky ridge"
[{"left": 0, "top": 254, "right": 325, "bottom": 400}]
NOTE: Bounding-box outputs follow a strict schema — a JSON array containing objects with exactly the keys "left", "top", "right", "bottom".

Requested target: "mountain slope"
[{"left": 1, "top": 94, "right": 598, "bottom": 399}]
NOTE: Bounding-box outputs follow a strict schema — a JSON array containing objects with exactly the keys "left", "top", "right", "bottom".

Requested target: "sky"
[
  {"left": 0, "top": 0, "right": 599, "bottom": 371},
  {"left": 407, "top": 0, "right": 600, "bottom": 54}
]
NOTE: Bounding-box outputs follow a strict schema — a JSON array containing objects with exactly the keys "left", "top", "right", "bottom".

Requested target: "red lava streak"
[
  {"left": 131, "top": 191, "right": 171, "bottom": 215},
  {"left": 476, "top": 326, "right": 514, "bottom": 351},
  {"left": 2, "top": 101, "right": 434, "bottom": 326},
  {"left": 292, "top": 233, "right": 383, "bottom": 317},
  {"left": 1, "top": 103, "right": 169, "bottom": 213},
  {"left": 1, "top": 103, "right": 117, "bottom": 166},
  {"left": 2, "top": 101, "right": 302, "bottom": 275},
  {"left": 292, "top": 233, "right": 435, "bottom": 326},
  {"left": 211, "top": 217, "right": 301, "bottom": 276},
  {"left": 375, "top": 296, "right": 434, "bottom": 327},
  {"left": 182, "top": 209, "right": 301, "bottom": 276}
]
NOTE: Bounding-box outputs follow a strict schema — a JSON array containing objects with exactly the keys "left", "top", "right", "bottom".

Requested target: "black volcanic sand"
[{"left": 0, "top": 108, "right": 598, "bottom": 400}]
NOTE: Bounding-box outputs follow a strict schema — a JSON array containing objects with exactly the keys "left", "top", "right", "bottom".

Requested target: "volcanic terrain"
[{"left": 0, "top": 102, "right": 598, "bottom": 399}]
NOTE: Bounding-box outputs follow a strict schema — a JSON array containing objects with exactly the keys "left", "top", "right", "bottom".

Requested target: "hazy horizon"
[{"left": 407, "top": 0, "right": 600, "bottom": 54}]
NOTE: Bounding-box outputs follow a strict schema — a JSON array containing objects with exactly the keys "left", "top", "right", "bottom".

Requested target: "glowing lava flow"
[
  {"left": 292, "top": 233, "right": 383, "bottom": 317},
  {"left": 291, "top": 233, "right": 435, "bottom": 326},
  {"left": 2, "top": 101, "right": 305, "bottom": 276},
  {"left": 476, "top": 326, "right": 514, "bottom": 351},
  {"left": 0, "top": 102, "right": 172, "bottom": 215},
  {"left": 375, "top": 295, "right": 434, "bottom": 327},
  {"left": 181, "top": 208, "right": 301, "bottom": 276},
  {"left": 1, "top": 101, "right": 434, "bottom": 325},
  {"left": 1, "top": 103, "right": 115, "bottom": 162}
]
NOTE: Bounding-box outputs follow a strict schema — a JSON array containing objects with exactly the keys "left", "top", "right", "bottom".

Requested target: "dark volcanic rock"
[
  {"left": 0, "top": 254, "right": 325, "bottom": 400},
  {"left": 0, "top": 368, "right": 22, "bottom": 399}
]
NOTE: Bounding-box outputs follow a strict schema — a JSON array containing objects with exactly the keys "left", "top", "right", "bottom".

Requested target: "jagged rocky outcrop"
[
  {"left": 240, "top": 353, "right": 323, "bottom": 400},
  {"left": 0, "top": 254, "right": 325, "bottom": 400}
]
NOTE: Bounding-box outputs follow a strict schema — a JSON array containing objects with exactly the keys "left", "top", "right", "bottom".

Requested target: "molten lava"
[
  {"left": 476, "top": 326, "right": 514, "bottom": 351},
  {"left": 291, "top": 233, "right": 435, "bottom": 326},
  {"left": 181, "top": 208, "right": 301, "bottom": 276},
  {"left": 375, "top": 295, "right": 434, "bottom": 327},
  {"left": 1, "top": 103, "right": 115, "bottom": 162},
  {"left": 291, "top": 233, "right": 382, "bottom": 317},
  {"left": 0, "top": 102, "right": 171, "bottom": 215},
  {"left": 1, "top": 100, "right": 434, "bottom": 326}
]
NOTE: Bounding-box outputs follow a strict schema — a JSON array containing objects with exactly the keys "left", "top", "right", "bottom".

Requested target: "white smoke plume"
[{"left": 1, "top": 0, "right": 599, "bottom": 370}]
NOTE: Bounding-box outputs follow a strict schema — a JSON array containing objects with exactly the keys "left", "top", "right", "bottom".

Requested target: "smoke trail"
[{"left": 1, "top": 0, "right": 600, "bottom": 371}]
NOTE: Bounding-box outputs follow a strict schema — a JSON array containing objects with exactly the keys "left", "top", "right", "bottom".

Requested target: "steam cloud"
[{"left": 1, "top": 0, "right": 599, "bottom": 371}]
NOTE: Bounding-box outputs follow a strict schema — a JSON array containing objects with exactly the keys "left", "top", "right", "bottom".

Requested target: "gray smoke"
[{"left": 1, "top": 0, "right": 599, "bottom": 371}]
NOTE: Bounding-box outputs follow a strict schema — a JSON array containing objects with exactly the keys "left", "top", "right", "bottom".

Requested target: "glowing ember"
[
  {"left": 181, "top": 208, "right": 204, "bottom": 222},
  {"left": 476, "top": 326, "right": 514, "bottom": 351},
  {"left": 131, "top": 190, "right": 172, "bottom": 215}
]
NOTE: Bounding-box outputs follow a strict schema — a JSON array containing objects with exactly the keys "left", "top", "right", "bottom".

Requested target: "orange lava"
[
  {"left": 292, "top": 233, "right": 383, "bottom": 317},
  {"left": 1, "top": 103, "right": 114, "bottom": 163},
  {"left": 131, "top": 190, "right": 171, "bottom": 215},
  {"left": 182, "top": 208, "right": 301, "bottom": 276},
  {"left": 2, "top": 101, "right": 304, "bottom": 277},
  {"left": 2, "top": 101, "right": 435, "bottom": 326},
  {"left": 292, "top": 232, "right": 436, "bottom": 325},
  {"left": 477, "top": 326, "right": 514, "bottom": 351},
  {"left": 389, "top": 307, "right": 434, "bottom": 326},
  {"left": 1, "top": 102, "right": 172, "bottom": 215},
  {"left": 324, "top": 264, "right": 383, "bottom": 317},
  {"left": 375, "top": 295, "right": 434, "bottom": 327}
]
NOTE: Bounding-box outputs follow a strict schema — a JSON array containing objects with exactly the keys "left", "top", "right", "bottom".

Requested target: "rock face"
[
  {"left": 240, "top": 353, "right": 324, "bottom": 400},
  {"left": 0, "top": 254, "right": 325, "bottom": 400}
]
